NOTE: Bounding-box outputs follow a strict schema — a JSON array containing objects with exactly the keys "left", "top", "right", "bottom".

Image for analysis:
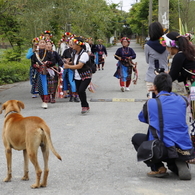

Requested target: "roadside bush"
[
  {"left": 0, "top": 59, "right": 30, "bottom": 85},
  {"left": 2, "top": 47, "right": 21, "bottom": 61}
]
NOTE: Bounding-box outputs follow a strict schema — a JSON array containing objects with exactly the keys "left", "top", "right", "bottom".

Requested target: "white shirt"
[
  {"left": 74, "top": 52, "right": 89, "bottom": 80},
  {"left": 85, "top": 42, "right": 91, "bottom": 54}
]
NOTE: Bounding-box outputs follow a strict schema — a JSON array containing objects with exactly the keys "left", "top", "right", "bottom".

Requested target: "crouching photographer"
[{"left": 132, "top": 73, "right": 194, "bottom": 179}]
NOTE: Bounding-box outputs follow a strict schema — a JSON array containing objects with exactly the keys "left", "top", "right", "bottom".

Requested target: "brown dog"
[{"left": 0, "top": 100, "right": 62, "bottom": 188}]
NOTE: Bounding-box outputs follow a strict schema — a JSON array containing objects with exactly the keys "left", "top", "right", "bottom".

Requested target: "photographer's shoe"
[
  {"left": 175, "top": 159, "right": 191, "bottom": 180},
  {"left": 147, "top": 167, "right": 169, "bottom": 178}
]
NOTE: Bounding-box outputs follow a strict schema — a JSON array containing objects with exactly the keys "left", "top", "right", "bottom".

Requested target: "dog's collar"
[{"left": 4, "top": 111, "right": 18, "bottom": 118}]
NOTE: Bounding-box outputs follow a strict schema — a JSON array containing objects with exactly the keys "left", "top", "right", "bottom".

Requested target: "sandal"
[
  {"left": 51, "top": 99, "right": 56, "bottom": 103},
  {"left": 147, "top": 167, "right": 169, "bottom": 178},
  {"left": 187, "top": 159, "right": 195, "bottom": 164}
]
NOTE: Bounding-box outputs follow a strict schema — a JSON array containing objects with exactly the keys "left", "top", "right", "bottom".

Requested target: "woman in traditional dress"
[
  {"left": 31, "top": 36, "right": 55, "bottom": 109},
  {"left": 114, "top": 37, "right": 136, "bottom": 92},
  {"left": 43, "top": 30, "right": 56, "bottom": 51},
  {"left": 64, "top": 37, "right": 92, "bottom": 114},
  {"left": 46, "top": 40, "right": 63, "bottom": 103},
  {"left": 62, "top": 39, "right": 80, "bottom": 102},
  {"left": 96, "top": 39, "right": 107, "bottom": 70}
]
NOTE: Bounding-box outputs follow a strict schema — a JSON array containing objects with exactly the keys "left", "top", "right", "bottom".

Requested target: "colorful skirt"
[{"left": 113, "top": 62, "right": 132, "bottom": 81}]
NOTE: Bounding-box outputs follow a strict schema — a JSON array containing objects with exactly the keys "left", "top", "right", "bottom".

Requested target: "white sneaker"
[
  {"left": 121, "top": 87, "right": 125, "bottom": 92},
  {"left": 41, "top": 102, "right": 48, "bottom": 109},
  {"left": 32, "top": 94, "right": 38, "bottom": 98},
  {"left": 126, "top": 87, "right": 130, "bottom": 91}
]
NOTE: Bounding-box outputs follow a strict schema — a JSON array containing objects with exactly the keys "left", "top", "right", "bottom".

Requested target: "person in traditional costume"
[
  {"left": 43, "top": 30, "right": 56, "bottom": 51},
  {"left": 84, "top": 38, "right": 91, "bottom": 55},
  {"left": 96, "top": 39, "right": 107, "bottom": 70},
  {"left": 62, "top": 39, "right": 80, "bottom": 102},
  {"left": 64, "top": 37, "right": 92, "bottom": 114},
  {"left": 59, "top": 32, "right": 72, "bottom": 56},
  {"left": 114, "top": 37, "right": 136, "bottom": 92},
  {"left": 57, "top": 38, "right": 65, "bottom": 57},
  {"left": 86, "top": 38, "right": 96, "bottom": 64},
  {"left": 46, "top": 40, "right": 63, "bottom": 103},
  {"left": 31, "top": 36, "right": 55, "bottom": 109},
  {"left": 26, "top": 37, "right": 39, "bottom": 98},
  {"left": 88, "top": 38, "right": 97, "bottom": 54}
]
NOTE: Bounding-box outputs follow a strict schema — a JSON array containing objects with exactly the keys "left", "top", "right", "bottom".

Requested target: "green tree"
[{"left": 0, "top": 0, "right": 25, "bottom": 60}]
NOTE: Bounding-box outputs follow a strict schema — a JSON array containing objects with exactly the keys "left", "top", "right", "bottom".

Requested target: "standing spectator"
[
  {"left": 144, "top": 22, "right": 169, "bottom": 93},
  {"left": 96, "top": 39, "right": 107, "bottom": 70},
  {"left": 114, "top": 37, "right": 136, "bottom": 92},
  {"left": 64, "top": 37, "right": 92, "bottom": 114},
  {"left": 132, "top": 73, "right": 194, "bottom": 180},
  {"left": 26, "top": 37, "right": 39, "bottom": 98}
]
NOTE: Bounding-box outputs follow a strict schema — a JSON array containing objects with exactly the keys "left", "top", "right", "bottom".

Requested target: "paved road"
[{"left": 0, "top": 40, "right": 194, "bottom": 195}]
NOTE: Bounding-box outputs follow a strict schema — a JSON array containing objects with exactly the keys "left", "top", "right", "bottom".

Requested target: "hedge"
[{"left": 0, "top": 59, "right": 30, "bottom": 85}]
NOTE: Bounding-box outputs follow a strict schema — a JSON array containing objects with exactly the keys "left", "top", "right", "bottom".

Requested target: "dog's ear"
[
  {"left": 0, "top": 103, "right": 6, "bottom": 114},
  {"left": 17, "top": 101, "right": 25, "bottom": 110}
]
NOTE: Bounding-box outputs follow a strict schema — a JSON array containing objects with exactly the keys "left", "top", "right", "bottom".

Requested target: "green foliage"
[
  {"left": 0, "top": 0, "right": 129, "bottom": 49},
  {"left": 127, "top": 0, "right": 152, "bottom": 36},
  {"left": 0, "top": 59, "right": 30, "bottom": 85},
  {"left": 2, "top": 47, "right": 21, "bottom": 61},
  {"left": 0, "top": 0, "right": 25, "bottom": 54}
]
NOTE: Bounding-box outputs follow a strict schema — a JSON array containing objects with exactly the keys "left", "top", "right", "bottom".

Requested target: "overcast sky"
[{"left": 106, "top": 0, "right": 139, "bottom": 12}]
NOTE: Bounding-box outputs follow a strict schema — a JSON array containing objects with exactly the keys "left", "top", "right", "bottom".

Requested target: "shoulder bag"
[{"left": 137, "top": 98, "right": 168, "bottom": 163}]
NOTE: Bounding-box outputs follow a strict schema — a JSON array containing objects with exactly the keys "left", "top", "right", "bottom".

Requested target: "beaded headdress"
[
  {"left": 39, "top": 35, "right": 46, "bottom": 40},
  {"left": 64, "top": 32, "right": 71, "bottom": 36},
  {"left": 72, "top": 38, "right": 85, "bottom": 46},
  {"left": 120, "top": 37, "right": 130, "bottom": 43},
  {"left": 32, "top": 37, "right": 39, "bottom": 45},
  {"left": 46, "top": 39, "right": 54, "bottom": 45},
  {"left": 43, "top": 31, "right": 53, "bottom": 38},
  {"left": 44, "top": 30, "right": 51, "bottom": 34}
]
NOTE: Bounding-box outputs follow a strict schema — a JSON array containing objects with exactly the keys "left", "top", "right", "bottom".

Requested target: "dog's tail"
[{"left": 42, "top": 125, "right": 62, "bottom": 161}]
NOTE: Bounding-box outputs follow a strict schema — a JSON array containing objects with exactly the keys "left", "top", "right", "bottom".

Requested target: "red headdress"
[{"left": 120, "top": 37, "right": 130, "bottom": 43}]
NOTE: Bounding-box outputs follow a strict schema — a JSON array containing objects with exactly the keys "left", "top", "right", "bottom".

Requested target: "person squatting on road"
[
  {"left": 64, "top": 37, "right": 92, "bottom": 114},
  {"left": 114, "top": 37, "right": 136, "bottom": 92},
  {"left": 132, "top": 73, "right": 195, "bottom": 180}
]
